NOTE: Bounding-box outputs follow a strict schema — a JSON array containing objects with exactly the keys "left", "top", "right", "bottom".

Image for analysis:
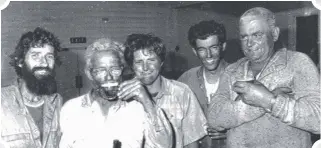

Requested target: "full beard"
[{"left": 21, "top": 65, "right": 57, "bottom": 95}]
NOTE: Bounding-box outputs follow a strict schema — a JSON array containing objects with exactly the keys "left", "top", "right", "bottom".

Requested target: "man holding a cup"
[
  {"left": 59, "top": 38, "right": 173, "bottom": 148},
  {"left": 207, "top": 7, "right": 320, "bottom": 148}
]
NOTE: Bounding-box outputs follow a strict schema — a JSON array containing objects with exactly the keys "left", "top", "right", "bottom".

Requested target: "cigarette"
[{"left": 101, "top": 82, "right": 119, "bottom": 88}]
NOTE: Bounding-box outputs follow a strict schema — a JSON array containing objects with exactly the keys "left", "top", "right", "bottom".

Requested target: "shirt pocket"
[
  {"left": 2, "top": 126, "right": 33, "bottom": 141},
  {"left": 167, "top": 108, "right": 184, "bottom": 131},
  {"left": 2, "top": 132, "right": 32, "bottom": 142},
  {"left": 2, "top": 131, "right": 34, "bottom": 148}
]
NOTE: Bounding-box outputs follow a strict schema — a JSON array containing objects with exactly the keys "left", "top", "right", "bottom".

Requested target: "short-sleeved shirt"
[{"left": 154, "top": 76, "right": 207, "bottom": 148}]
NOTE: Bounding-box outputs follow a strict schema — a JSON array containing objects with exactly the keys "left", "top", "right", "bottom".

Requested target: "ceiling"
[{"left": 173, "top": 1, "right": 315, "bottom": 16}]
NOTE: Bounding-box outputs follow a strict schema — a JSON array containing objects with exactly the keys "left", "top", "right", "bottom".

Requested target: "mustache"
[
  {"left": 32, "top": 67, "right": 53, "bottom": 73},
  {"left": 140, "top": 71, "right": 153, "bottom": 75}
]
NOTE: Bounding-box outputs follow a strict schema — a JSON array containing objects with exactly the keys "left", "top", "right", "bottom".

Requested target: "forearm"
[
  {"left": 208, "top": 95, "right": 265, "bottom": 129},
  {"left": 270, "top": 93, "right": 320, "bottom": 134}
]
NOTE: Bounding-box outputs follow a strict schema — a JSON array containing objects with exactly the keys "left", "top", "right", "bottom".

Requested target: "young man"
[
  {"left": 178, "top": 20, "right": 228, "bottom": 148},
  {"left": 59, "top": 38, "right": 172, "bottom": 148},
  {"left": 1, "top": 27, "right": 63, "bottom": 148},
  {"left": 208, "top": 7, "right": 320, "bottom": 148},
  {"left": 123, "top": 34, "right": 207, "bottom": 148}
]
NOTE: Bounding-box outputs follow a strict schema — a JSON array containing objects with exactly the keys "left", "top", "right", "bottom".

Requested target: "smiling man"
[
  {"left": 178, "top": 20, "right": 228, "bottom": 148},
  {"left": 59, "top": 38, "right": 172, "bottom": 148},
  {"left": 123, "top": 34, "right": 207, "bottom": 148},
  {"left": 1, "top": 27, "right": 63, "bottom": 148},
  {"left": 208, "top": 7, "right": 320, "bottom": 148}
]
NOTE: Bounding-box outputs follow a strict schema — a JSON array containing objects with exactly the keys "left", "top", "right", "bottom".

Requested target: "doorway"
[
  {"left": 56, "top": 47, "right": 92, "bottom": 104},
  {"left": 296, "top": 14, "right": 319, "bottom": 66}
]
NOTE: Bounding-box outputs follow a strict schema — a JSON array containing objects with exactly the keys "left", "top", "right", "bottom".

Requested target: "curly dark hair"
[
  {"left": 9, "top": 27, "right": 62, "bottom": 77},
  {"left": 188, "top": 20, "right": 226, "bottom": 48},
  {"left": 124, "top": 33, "right": 166, "bottom": 67}
]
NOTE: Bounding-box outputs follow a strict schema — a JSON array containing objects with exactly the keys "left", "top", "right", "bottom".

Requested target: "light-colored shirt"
[
  {"left": 208, "top": 48, "right": 320, "bottom": 148},
  {"left": 59, "top": 90, "right": 172, "bottom": 148},
  {"left": 178, "top": 61, "right": 228, "bottom": 148},
  {"left": 203, "top": 69, "right": 219, "bottom": 103},
  {"left": 154, "top": 76, "right": 207, "bottom": 148},
  {"left": 1, "top": 78, "right": 62, "bottom": 148}
]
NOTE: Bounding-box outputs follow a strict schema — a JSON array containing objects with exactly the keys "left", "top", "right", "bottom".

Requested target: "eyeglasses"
[
  {"left": 196, "top": 45, "right": 221, "bottom": 56},
  {"left": 91, "top": 67, "right": 123, "bottom": 77}
]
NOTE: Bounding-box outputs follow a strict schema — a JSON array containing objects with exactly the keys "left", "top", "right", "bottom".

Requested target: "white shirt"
[
  {"left": 203, "top": 69, "right": 219, "bottom": 103},
  {"left": 59, "top": 92, "right": 172, "bottom": 148}
]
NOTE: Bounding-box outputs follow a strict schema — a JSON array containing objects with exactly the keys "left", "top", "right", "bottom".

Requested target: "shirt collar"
[
  {"left": 153, "top": 76, "right": 171, "bottom": 100},
  {"left": 197, "top": 59, "right": 228, "bottom": 79},
  {"left": 241, "top": 48, "right": 288, "bottom": 80}
]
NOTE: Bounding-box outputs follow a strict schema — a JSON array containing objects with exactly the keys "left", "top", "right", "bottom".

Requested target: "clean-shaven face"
[
  {"left": 132, "top": 49, "right": 162, "bottom": 85},
  {"left": 194, "top": 35, "right": 223, "bottom": 71},
  {"left": 239, "top": 16, "right": 275, "bottom": 63}
]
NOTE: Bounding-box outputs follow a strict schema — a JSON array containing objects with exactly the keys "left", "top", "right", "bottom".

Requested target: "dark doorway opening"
[{"left": 296, "top": 14, "right": 319, "bottom": 66}]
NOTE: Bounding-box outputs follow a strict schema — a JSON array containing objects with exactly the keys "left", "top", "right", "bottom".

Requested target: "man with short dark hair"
[
  {"left": 178, "top": 20, "right": 228, "bottom": 148},
  {"left": 1, "top": 27, "right": 63, "bottom": 148},
  {"left": 208, "top": 7, "right": 320, "bottom": 148},
  {"left": 122, "top": 33, "right": 207, "bottom": 148}
]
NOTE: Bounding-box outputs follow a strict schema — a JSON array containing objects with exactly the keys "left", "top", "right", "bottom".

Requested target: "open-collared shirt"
[
  {"left": 178, "top": 60, "right": 228, "bottom": 148},
  {"left": 154, "top": 76, "right": 207, "bottom": 148},
  {"left": 1, "top": 78, "right": 62, "bottom": 148},
  {"left": 178, "top": 60, "right": 228, "bottom": 118},
  {"left": 59, "top": 89, "right": 173, "bottom": 148},
  {"left": 208, "top": 48, "right": 320, "bottom": 148}
]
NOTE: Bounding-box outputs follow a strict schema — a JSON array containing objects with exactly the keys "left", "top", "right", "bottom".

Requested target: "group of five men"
[{"left": 1, "top": 7, "right": 320, "bottom": 148}]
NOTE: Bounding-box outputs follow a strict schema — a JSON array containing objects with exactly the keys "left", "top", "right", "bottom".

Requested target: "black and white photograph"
[{"left": 1, "top": 1, "right": 320, "bottom": 148}]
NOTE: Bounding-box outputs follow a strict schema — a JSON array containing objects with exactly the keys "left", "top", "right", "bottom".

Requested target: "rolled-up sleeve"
[
  {"left": 182, "top": 88, "right": 207, "bottom": 146},
  {"left": 208, "top": 71, "right": 266, "bottom": 130},
  {"left": 270, "top": 53, "right": 320, "bottom": 134},
  {"left": 144, "top": 106, "right": 173, "bottom": 148}
]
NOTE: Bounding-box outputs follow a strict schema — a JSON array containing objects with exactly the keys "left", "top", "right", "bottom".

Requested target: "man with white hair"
[
  {"left": 59, "top": 38, "right": 172, "bottom": 148},
  {"left": 208, "top": 7, "right": 320, "bottom": 148}
]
